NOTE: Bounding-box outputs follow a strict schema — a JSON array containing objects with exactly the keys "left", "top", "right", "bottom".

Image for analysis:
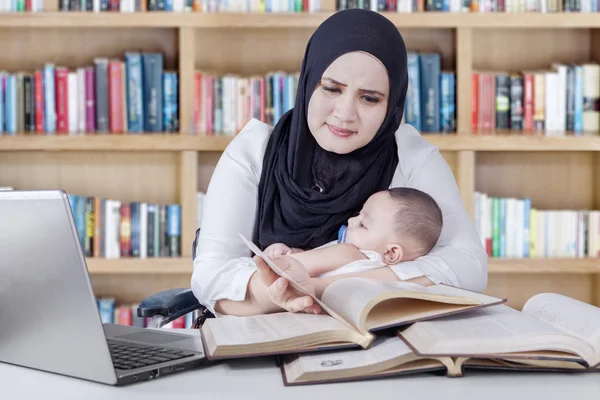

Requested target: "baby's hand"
[{"left": 264, "top": 243, "right": 295, "bottom": 259}]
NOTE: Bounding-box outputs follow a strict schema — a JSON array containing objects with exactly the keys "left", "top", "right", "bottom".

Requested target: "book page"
[
  {"left": 203, "top": 312, "right": 354, "bottom": 347},
  {"left": 320, "top": 278, "right": 498, "bottom": 334},
  {"left": 399, "top": 304, "right": 597, "bottom": 364},
  {"left": 522, "top": 293, "right": 600, "bottom": 354},
  {"left": 283, "top": 335, "right": 416, "bottom": 383}
]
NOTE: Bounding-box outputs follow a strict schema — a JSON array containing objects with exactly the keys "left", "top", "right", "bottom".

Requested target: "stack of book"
[
  {"left": 59, "top": 0, "right": 322, "bottom": 12},
  {"left": 193, "top": 51, "right": 455, "bottom": 135},
  {"left": 474, "top": 191, "right": 600, "bottom": 259},
  {"left": 0, "top": 51, "right": 178, "bottom": 136},
  {"left": 67, "top": 193, "right": 181, "bottom": 259},
  {"left": 337, "top": 0, "right": 595, "bottom": 12},
  {"left": 192, "top": 236, "right": 600, "bottom": 385},
  {"left": 472, "top": 62, "right": 599, "bottom": 135}
]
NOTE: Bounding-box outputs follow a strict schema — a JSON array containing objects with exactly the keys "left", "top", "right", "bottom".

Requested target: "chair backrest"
[{"left": 192, "top": 228, "right": 200, "bottom": 260}]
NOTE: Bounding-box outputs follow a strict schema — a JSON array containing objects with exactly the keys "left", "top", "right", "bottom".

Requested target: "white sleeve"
[
  {"left": 190, "top": 119, "right": 270, "bottom": 315},
  {"left": 388, "top": 128, "right": 488, "bottom": 292}
]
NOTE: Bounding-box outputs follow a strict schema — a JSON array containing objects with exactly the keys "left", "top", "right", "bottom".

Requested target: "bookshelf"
[{"left": 1, "top": 8, "right": 599, "bottom": 310}]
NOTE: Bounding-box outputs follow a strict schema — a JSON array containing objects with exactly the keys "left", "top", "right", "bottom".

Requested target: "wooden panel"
[
  {"left": 179, "top": 27, "right": 196, "bottom": 135},
  {"left": 90, "top": 274, "right": 192, "bottom": 306},
  {"left": 0, "top": 27, "right": 177, "bottom": 71},
  {"left": 180, "top": 151, "right": 198, "bottom": 257},
  {"left": 0, "top": 152, "right": 178, "bottom": 205},
  {"left": 456, "top": 151, "right": 475, "bottom": 219},
  {"left": 197, "top": 151, "right": 222, "bottom": 193},
  {"left": 440, "top": 151, "right": 457, "bottom": 178},
  {"left": 195, "top": 28, "right": 455, "bottom": 75},
  {"left": 475, "top": 152, "right": 595, "bottom": 210},
  {"left": 456, "top": 27, "right": 472, "bottom": 134},
  {"left": 485, "top": 274, "right": 594, "bottom": 310},
  {"left": 472, "top": 28, "right": 590, "bottom": 72}
]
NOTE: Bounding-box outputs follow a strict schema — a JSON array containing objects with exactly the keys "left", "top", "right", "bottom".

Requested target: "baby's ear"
[{"left": 383, "top": 244, "right": 404, "bottom": 265}]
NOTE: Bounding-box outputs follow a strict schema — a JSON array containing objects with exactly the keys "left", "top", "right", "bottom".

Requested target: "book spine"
[
  {"left": 23, "top": 74, "right": 35, "bottom": 133},
  {"left": 130, "top": 202, "right": 140, "bottom": 257},
  {"left": 509, "top": 74, "right": 523, "bottom": 130},
  {"left": 33, "top": 70, "right": 45, "bottom": 134},
  {"left": 54, "top": 67, "right": 69, "bottom": 134},
  {"left": 147, "top": 204, "right": 155, "bottom": 257},
  {"left": 440, "top": 71, "right": 455, "bottom": 133},
  {"left": 94, "top": 58, "right": 109, "bottom": 133},
  {"left": 120, "top": 203, "right": 131, "bottom": 257},
  {"left": 405, "top": 53, "right": 421, "bottom": 130},
  {"left": 109, "top": 60, "right": 124, "bottom": 133},
  {"left": 533, "top": 72, "right": 545, "bottom": 132},
  {"left": 85, "top": 196, "right": 95, "bottom": 257},
  {"left": 419, "top": 53, "right": 441, "bottom": 132},
  {"left": 523, "top": 73, "right": 534, "bottom": 132},
  {"left": 159, "top": 204, "right": 168, "bottom": 257},
  {"left": 472, "top": 72, "right": 478, "bottom": 131},
  {"left": 85, "top": 66, "right": 96, "bottom": 133},
  {"left": 125, "top": 52, "right": 144, "bottom": 133},
  {"left": 43, "top": 64, "right": 56, "bottom": 134},
  {"left": 142, "top": 53, "right": 164, "bottom": 132},
  {"left": 167, "top": 204, "right": 181, "bottom": 257},
  {"left": 67, "top": 71, "right": 78, "bottom": 134},
  {"left": 582, "top": 63, "right": 599, "bottom": 134},
  {"left": 566, "top": 65, "right": 575, "bottom": 132},
  {"left": 495, "top": 73, "right": 510, "bottom": 129},
  {"left": 574, "top": 65, "right": 584, "bottom": 134},
  {"left": 0, "top": 73, "right": 4, "bottom": 135},
  {"left": 77, "top": 68, "right": 86, "bottom": 133},
  {"left": 16, "top": 74, "right": 23, "bottom": 134}
]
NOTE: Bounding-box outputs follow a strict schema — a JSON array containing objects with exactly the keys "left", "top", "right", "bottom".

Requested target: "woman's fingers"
[
  {"left": 254, "top": 255, "right": 278, "bottom": 286},
  {"left": 266, "top": 277, "right": 314, "bottom": 313}
]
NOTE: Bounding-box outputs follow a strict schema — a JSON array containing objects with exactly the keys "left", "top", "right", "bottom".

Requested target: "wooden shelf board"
[
  {"left": 0, "top": 12, "right": 183, "bottom": 27},
  {"left": 86, "top": 257, "right": 191, "bottom": 274},
  {"left": 84, "top": 256, "right": 599, "bottom": 275},
  {"left": 0, "top": 135, "right": 200, "bottom": 151},
  {"left": 429, "top": 133, "right": 600, "bottom": 151},
  {"left": 1, "top": 12, "right": 600, "bottom": 29},
  {"left": 3, "top": 133, "right": 600, "bottom": 152},
  {"left": 489, "top": 258, "right": 600, "bottom": 273}
]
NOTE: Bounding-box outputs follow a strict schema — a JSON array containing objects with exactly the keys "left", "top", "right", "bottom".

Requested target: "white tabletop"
[{"left": 2, "top": 356, "right": 600, "bottom": 400}]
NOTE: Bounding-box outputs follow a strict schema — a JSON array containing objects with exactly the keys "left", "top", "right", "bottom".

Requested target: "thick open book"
[
  {"left": 397, "top": 292, "right": 600, "bottom": 374},
  {"left": 198, "top": 235, "right": 506, "bottom": 360}
]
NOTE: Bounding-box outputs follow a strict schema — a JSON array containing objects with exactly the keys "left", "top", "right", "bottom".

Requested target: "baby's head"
[{"left": 345, "top": 187, "right": 443, "bottom": 264}]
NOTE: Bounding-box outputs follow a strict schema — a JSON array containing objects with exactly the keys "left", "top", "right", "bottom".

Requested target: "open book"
[
  {"left": 198, "top": 235, "right": 506, "bottom": 360},
  {"left": 397, "top": 292, "right": 600, "bottom": 374},
  {"left": 280, "top": 293, "right": 600, "bottom": 385}
]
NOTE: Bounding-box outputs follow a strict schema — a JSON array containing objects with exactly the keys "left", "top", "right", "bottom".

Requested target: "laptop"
[{"left": 0, "top": 189, "right": 210, "bottom": 385}]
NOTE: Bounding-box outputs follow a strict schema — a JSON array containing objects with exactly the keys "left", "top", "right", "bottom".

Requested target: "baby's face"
[{"left": 345, "top": 191, "right": 398, "bottom": 253}]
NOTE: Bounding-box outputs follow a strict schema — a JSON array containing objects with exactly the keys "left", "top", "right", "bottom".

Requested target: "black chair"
[{"left": 136, "top": 229, "right": 215, "bottom": 329}]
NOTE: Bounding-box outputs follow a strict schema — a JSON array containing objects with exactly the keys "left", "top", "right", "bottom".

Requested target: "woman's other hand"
[
  {"left": 253, "top": 255, "right": 322, "bottom": 314},
  {"left": 263, "top": 242, "right": 295, "bottom": 259}
]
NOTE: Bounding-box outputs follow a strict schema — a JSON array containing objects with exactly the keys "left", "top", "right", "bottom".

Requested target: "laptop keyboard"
[{"left": 107, "top": 339, "right": 196, "bottom": 370}]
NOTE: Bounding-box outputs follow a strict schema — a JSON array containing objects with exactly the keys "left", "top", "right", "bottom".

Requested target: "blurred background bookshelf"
[{"left": 1, "top": 2, "right": 600, "bottom": 318}]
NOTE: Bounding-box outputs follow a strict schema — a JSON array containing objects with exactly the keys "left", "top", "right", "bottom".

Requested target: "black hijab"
[{"left": 253, "top": 9, "right": 409, "bottom": 250}]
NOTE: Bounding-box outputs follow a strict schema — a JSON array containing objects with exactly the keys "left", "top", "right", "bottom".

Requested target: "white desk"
[{"left": 2, "top": 357, "right": 599, "bottom": 400}]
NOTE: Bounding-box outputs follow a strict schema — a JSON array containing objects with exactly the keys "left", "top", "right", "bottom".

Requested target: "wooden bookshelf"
[{"left": 2, "top": 10, "right": 600, "bottom": 310}]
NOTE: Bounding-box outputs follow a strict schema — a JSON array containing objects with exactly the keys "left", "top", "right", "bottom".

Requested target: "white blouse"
[{"left": 191, "top": 118, "right": 489, "bottom": 315}]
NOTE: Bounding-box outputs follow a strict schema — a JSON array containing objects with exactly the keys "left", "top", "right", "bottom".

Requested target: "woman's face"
[{"left": 307, "top": 51, "right": 390, "bottom": 155}]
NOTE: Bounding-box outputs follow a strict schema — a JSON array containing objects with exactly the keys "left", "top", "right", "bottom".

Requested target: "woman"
[{"left": 191, "top": 9, "right": 488, "bottom": 317}]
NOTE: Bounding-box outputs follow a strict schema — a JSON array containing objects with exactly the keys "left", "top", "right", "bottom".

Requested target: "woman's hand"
[
  {"left": 253, "top": 255, "right": 322, "bottom": 314},
  {"left": 263, "top": 242, "right": 295, "bottom": 259}
]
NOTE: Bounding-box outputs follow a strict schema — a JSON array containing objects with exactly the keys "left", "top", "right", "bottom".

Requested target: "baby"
[{"left": 263, "top": 187, "right": 443, "bottom": 278}]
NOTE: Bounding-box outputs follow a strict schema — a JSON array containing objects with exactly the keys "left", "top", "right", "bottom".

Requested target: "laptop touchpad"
[{"left": 115, "top": 330, "right": 190, "bottom": 345}]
